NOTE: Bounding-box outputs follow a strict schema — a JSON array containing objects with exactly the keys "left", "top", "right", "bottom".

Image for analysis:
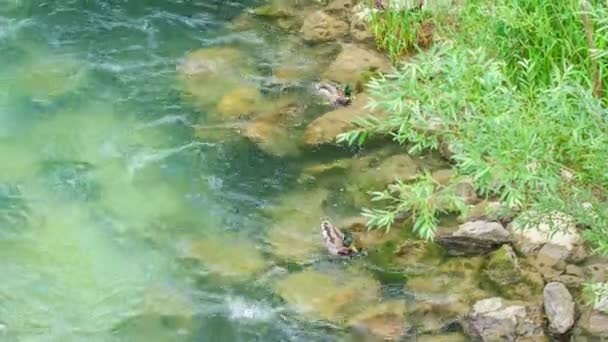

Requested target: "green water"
[{"left": 0, "top": 1, "right": 414, "bottom": 341}]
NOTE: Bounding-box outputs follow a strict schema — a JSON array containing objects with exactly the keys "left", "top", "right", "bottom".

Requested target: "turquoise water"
[{"left": 0, "top": 1, "right": 417, "bottom": 341}]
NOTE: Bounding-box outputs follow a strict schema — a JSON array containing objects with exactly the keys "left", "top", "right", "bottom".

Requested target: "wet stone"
[
  {"left": 179, "top": 235, "right": 266, "bottom": 280},
  {"left": 274, "top": 267, "right": 381, "bottom": 322}
]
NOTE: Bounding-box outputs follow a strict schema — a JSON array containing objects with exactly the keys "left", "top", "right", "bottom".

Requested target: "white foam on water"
[
  {"left": 225, "top": 297, "right": 276, "bottom": 323},
  {"left": 127, "top": 141, "right": 215, "bottom": 176}
]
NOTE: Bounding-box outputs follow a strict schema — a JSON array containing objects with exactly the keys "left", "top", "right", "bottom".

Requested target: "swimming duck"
[
  {"left": 313, "top": 82, "right": 352, "bottom": 107},
  {"left": 321, "top": 218, "right": 358, "bottom": 257}
]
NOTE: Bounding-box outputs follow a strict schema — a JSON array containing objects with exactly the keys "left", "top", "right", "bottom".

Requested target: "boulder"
[
  {"left": 508, "top": 212, "right": 587, "bottom": 262},
  {"left": 274, "top": 267, "right": 380, "bottom": 322},
  {"left": 215, "top": 86, "right": 266, "bottom": 120},
  {"left": 543, "top": 282, "right": 575, "bottom": 335},
  {"left": 300, "top": 11, "right": 349, "bottom": 43},
  {"left": 530, "top": 243, "right": 568, "bottom": 280},
  {"left": 179, "top": 235, "right": 266, "bottom": 280},
  {"left": 322, "top": 44, "right": 392, "bottom": 86},
  {"left": 349, "top": 5, "right": 373, "bottom": 42},
  {"left": 347, "top": 300, "right": 408, "bottom": 341},
  {"left": 177, "top": 47, "right": 253, "bottom": 109},
  {"left": 264, "top": 188, "right": 329, "bottom": 263},
  {"left": 580, "top": 302, "right": 608, "bottom": 337},
  {"left": 243, "top": 121, "right": 299, "bottom": 157},
  {"left": 464, "top": 297, "right": 546, "bottom": 341},
  {"left": 436, "top": 221, "right": 509, "bottom": 256},
  {"left": 303, "top": 93, "right": 385, "bottom": 146},
  {"left": 478, "top": 245, "right": 545, "bottom": 300}
]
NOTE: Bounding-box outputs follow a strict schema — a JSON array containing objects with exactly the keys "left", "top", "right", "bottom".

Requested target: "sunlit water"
[{"left": 0, "top": 1, "right": 417, "bottom": 341}]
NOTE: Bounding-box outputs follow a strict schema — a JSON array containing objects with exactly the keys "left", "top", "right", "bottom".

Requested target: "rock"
[
  {"left": 300, "top": 11, "right": 349, "bottom": 43},
  {"left": 459, "top": 201, "right": 507, "bottom": 223},
  {"left": 585, "top": 261, "right": 608, "bottom": 283},
  {"left": 581, "top": 304, "right": 608, "bottom": 337},
  {"left": 299, "top": 158, "right": 352, "bottom": 180},
  {"left": 543, "top": 282, "right": 575, "bottom": 335},
  {"left": 454, "top": 221, "right": 510, "bottom": 243},
  {"left": 436, "top": 221, "right": 509, "bottom": 256},
  {"left": 454, "top": 180, "right": 480, "bottom": 205},
  {"left": 243, "top": 121, "right": 299, "bottom": 157},
  {"left": 431, "top": 169, "right": 456, "bottom": 185},
  {"left": 178, "top": 47, "right": 253, "bottom": 109},
  {"left": 303, "top": 93, "right": 385, "bottom": 146},
  {"left": 274, "top": 267, "right": 380, "bottom": 322},
  {"left": 508, "top": 212, "right": 587, "bottom": 262},
  {"left": 322, "top": 44, "right": 392, "bottom": 86},
  {"left": 531, "top": 243, "right": 568, "bottom": 280},
  {"left": 264, "top": 188, "right": 329, "bottom": 263},
  {"left": 215, "top": 87, "right": 266, "bottom": 120},
  {"left": 479, "top": 245, "right": 545, "bottom": 300},
  {"left": 464, "top": 297, "right": 546, "bottom": 341},
  {"left": 179, "top": 235, "right": 266, "bottom": 279},
  {"left": 415, "top": 333, "right": 468, "bottom": 342},
  {"left": 338, "top": 215, "right": 402, "bottom": 250},
  {"left": 349, "top": 6, "right": 373, "bottom": 42},
  {"left": 347, "top": 300, "right": 408, "bottom": 340},
  {"left": 325, "top": 0, "right": 356, "bottom": 15},
  {"left": 409, "top": 257, "right": 490, "bottom": 335}
]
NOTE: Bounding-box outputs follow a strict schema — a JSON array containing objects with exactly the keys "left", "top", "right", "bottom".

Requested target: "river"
[{"left": 0, "top": 0, "right": 377, "bottom": 341}]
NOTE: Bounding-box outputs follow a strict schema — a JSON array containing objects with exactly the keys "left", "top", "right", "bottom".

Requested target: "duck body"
[
  {"left": 321, "top": 219, "right": 357, "bottom": 257},
  {"left": 313, "top": 82, "right": 351, "bottom": 107}
]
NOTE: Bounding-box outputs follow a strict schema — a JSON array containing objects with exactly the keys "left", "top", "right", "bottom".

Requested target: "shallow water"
[{"left": 0, "top": 1, "right": 440, "bottom": 341}]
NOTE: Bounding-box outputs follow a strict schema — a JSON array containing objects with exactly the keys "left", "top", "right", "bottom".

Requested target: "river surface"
[
  {"left": 0, "top": 1, "right": 337, "bottom": 341},
  {"left": 0, "top": 1, "right": 431, "bottom": 341}
]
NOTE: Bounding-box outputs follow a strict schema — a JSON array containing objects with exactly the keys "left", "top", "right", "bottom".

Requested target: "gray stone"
[
  {"left": 588, "top": 310, "right": 608, "bottom": 337},
  {"left": 436, "top": 221, "right": 510, "bottom": 256},
  {"left": 454, "top": 221, "right": 510, "bottom": 243},
  {"left": 464, "top": 297, "right": 546, "bottom": 341},
  {"left": 508, "top": 211, "right": 587, "bottom": 264},
  {"left": 543, "top": 282, "right": 575, "bottom": 335}
]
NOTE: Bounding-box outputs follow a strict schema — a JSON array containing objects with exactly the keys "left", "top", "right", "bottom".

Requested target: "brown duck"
[{"left": 320, "top": 218, "right": 358, "bottom": 257}]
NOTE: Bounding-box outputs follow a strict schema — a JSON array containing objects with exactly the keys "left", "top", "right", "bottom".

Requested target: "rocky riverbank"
[{"left": 179, "top": 0, "right": 608, "bottom": 340}]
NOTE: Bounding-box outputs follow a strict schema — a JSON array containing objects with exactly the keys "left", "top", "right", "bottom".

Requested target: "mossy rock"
[{"left": 477, "top": 245, "right": 544, "bottom": 300}]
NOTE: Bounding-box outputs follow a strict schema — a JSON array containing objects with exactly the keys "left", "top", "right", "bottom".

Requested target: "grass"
[{"left": 339, "top": 0, "right": 608, "bottom": 300}]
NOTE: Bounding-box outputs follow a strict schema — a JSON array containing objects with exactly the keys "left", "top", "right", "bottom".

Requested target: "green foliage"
[
  {"left": 340, "top": 0, "right": 608, "bottom": 251},
  {"left": 362, "top": 172, "right": 467, "bottom": 240},
  {"left": 369, "top": 7, "right": 433, "bottom": 63}
]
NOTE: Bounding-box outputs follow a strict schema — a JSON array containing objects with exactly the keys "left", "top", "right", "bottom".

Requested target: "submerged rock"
[
  {"left": 179, "top": 235, "right": 266, "bottom": 279},
  {"left": 274, "top": 267, "right": 381, "bottom": 322},
  {"left": 543, "top": 282, "right": 575, "bottom": 335},
  {"left": 300, "top": 11, "right": 349, "bottom": 43},
  {"left": 409, "top": 257, "right": 489, "bottom": 335},
  {"left": 214, "top": 86, "right": 267, "bottom": 121},
  {"left": 322, "top": 44, "right": 391, "bottom": 87},
  {"left": 265, "top": 188, "right": 329, "bottom": 263},
  {"left": 464, "top": 297, "right": 546, "bottom": 341},
  {"left": 243, "top": 120, "right": 299, "bottom": 157},
  {"left": 177, "top": 47, "right": 253, "bottom": 110},
  {"left": 437, "top": 221, "right": 510, "bottom": 256},
  {"left": 347, "top": 300, "right": 408, "bottom": 341}
]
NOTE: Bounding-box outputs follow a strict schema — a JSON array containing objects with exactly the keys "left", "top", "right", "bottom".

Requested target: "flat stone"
[
  {"left": 303, "top": 93, "right": 386, "bottom": 146},
  {"left": 454, "top": 221, "right": 510, "bottom": 243},
  {"left": 543, "top": 282, "right": 575, "bottom": 334}
]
